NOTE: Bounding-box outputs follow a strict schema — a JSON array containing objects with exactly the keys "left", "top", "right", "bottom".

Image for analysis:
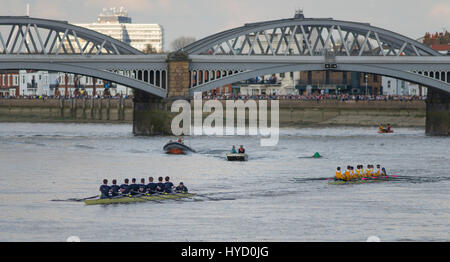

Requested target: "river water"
[{"left": 0, "top": 122, "right": 449, "bottom": 242}]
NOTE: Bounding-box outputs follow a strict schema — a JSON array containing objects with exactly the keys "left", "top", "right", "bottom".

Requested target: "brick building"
[{"left": 0, "top": 70, "right": 20, "bottom": 96}]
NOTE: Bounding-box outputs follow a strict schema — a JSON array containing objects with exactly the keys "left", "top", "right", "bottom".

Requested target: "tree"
[
  {"left": 171, "top": 36, "right": 196, "bottom": 51},
  {"left": 143, "top": 44, "right": 158, "bottom": 54}
]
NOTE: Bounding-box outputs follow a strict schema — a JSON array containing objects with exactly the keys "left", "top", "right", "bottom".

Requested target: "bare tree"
[
  {"left": 171, "top": 36, "right": 196, "bottom": 51},
  {"left": 143, "top": 44, "right": 158, "bottom": 54}
]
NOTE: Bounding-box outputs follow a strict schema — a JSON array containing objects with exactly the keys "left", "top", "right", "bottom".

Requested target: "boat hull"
[
  {"left": 163, "top": 142, "right": 195, "bottom": 154},
  {"left": 226, "top": 153, "right": 248, "bottom": 161},
  {"left": 328, "top": 176, "right": 393, "bottom": 185},
  {"left": 84, "top": 193, "right": 196, "bottom": 205}
]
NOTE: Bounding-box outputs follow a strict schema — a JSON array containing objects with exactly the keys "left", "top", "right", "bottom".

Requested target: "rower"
[
  {"left": 355, "top": 165, "right": 361, "bottom": 178},
  {"left": 156, "top": 176, "right": 165, "bottom": 192},
  {"left": 120, "top": 178, "right": 130, "bottom": 194},
  {"left": 375, "top": 165, "right": 381, "bottom": 176},
  {"left": 379, "top": 124, "right": 384, "bottom": 132},
  {"left": 344, "top": 166, "right": 351, "bottom": 181},
  {"left": 350, "top": 166, "right": 356, "bottom": 179},
  {"left": 238, "top": 145, "right": 245, "bottom": 154},
  {"left": 164, "top": 176, "right": 174, "bottom": 193},
  {"left": 110, "top": 179, "right": 120, "bottom": 197},
  {"left": 370, "top": 165, "right": 375, "bottom": 177},
  {"left": 147, "top": 177, "right": 157, "bottom": 194},
  {"left": 335, "top": 167, "right": 343, "bottom": 180},
  {"left": 366, "top": 165, "right": 372, "bottom": 177},
  {"left": 175, "top": 182, "right": 188, "bottom": 193},
  {"left": 99, "top": 179, "right": 110, "bottom": 199},
  {"left": 129, "top": 178, "right": 140, "bottom": 195},
  {"left": 138, "top": 178, "right": 147, "bottom": 193},
  {"left": 231, "top": 145, "right": 237, "bottom": 154},
  {"left": 387, "top": 124, "right": 391, "bottom": 132}
]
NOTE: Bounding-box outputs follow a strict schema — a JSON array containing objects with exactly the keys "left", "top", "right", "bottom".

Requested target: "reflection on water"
[{"left": 0, "top": 123, "right": 449, "bottom": 241}]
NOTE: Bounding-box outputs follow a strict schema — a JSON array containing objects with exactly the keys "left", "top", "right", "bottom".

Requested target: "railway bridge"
[{"left": 0, "top": 16, "right": 449, "bottom": 135}]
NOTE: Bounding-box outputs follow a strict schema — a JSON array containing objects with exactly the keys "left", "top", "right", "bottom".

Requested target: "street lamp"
[{"left": 365, "top": 74, "right": 368, "bottom": 96}]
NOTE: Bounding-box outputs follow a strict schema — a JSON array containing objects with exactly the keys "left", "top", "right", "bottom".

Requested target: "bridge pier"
[
  {"left": 133, "top": 51, "right": 191, "bottom": 136},
  {"left": 426, "top": 88, "right": 450, "bottom": 136}
]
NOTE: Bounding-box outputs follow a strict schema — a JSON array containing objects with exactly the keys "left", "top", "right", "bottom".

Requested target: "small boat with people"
[
  {"left": 328, "top": 164, "right": 395, "bottom": 185},
  {"left": 86, "top": 176, "right": 194, "bottom": 205},
  {"left": 378, "top": 124, "right": 394, "bottom": 133},
  {"left": 226, "top": 145, "right": 248, "bottom": 161},
  {"left": 163, "top": 138, "right": 196, "bottom": 154}
]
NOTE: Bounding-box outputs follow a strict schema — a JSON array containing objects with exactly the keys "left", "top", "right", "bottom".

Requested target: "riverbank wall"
[{"left": 0, "top": 98, "right": 426, "bottom": 127}]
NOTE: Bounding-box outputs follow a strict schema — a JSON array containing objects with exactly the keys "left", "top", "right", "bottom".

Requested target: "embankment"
[{"left": 0, "top": 98, "right": 426, "bottom": 127}]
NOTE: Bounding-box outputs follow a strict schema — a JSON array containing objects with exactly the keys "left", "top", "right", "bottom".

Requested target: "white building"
[
  {"left": 75, "top": 7, "right": 164, "bottom": 53},
  {"left": 382, "top": 76, "right": 427, "bottom": 96}
]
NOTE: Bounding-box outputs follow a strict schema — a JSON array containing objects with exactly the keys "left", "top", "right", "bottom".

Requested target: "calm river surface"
[{"left": 0, "top": 123, "right": 449, "bottom": 242}]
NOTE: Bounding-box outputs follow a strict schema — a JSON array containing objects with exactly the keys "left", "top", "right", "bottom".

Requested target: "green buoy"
[{"left": 313, "top": 152, "right": 321, "bottom": 158}]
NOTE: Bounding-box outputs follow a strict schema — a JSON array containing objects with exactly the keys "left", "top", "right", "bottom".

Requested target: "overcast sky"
[{"left": 1, "top": 0, "right": 449, "bottom": 51}]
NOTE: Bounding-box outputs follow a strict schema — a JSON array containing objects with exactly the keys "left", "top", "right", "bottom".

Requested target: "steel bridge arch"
[
  {"left": 189, "top": 64, "right": 450, "bottom": 96},
  {"left": 0, "top": 62, "right": 167, "bottom": 97},
  {"left": 0, "top": 16, "right": 143, "bottom": 55},
  {"left": 184, "top": 18, "right": 440, "bottom": 57}
]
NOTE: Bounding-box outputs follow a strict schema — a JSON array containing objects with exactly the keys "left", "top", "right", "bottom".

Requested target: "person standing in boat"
[
  {"left": 120, "top": 178, "right": 130, "bottom": 194},
  {"left": 238, "top": 145, "right": 245, "bottom": 154},
  {"left": 231, "top": 145, "right": 237, "bottom": 154},
  {"left": 175, "top": 182, "right": 188, "bottom": 193},
  {"left": 164, "top": 176, "right": 174, "bottom": 193},
  {"left": 99, "top": 179, "right": 111, "bottom": 199},
  {"left": 147, "top": 177, "right": 157, "bottom": 194},
  {"left": 110, "top": 179, "right": 120, "bottom": 197}
]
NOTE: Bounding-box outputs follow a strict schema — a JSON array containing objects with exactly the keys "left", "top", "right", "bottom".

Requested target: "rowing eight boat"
[
  {"left": 84, "top": 193, "right": 196, "bottom": 205},
  {"left": 328, "top": 176, "right": 393, "bottom": 185}
]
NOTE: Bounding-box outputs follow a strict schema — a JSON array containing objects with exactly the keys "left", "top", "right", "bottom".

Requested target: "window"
[
  {"left": 373, "top": 75, "right": 378, "bottom": 83},
  {"left": 387, "top": 81, "right": 391, "bottom": 88}
]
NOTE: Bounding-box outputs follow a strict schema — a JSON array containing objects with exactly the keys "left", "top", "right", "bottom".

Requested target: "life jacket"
[
  {"left": 344, "top": 170, "right": 350, "bottom": 180},
  {"left": 366, "top": 169, "right": 372, "bottom": 177},
  {"left": 356, "top": 169, "right": 361, "bottom": 177},
  {"left": 335, "top": 170, "right": 343, "bottom": 179}
]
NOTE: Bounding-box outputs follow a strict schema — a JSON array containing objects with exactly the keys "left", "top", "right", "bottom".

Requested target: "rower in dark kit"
[
  {"left": 147, "top": 177, "right": 157, "bottom": 194},
  {"left": 164, "top": 176, "right": 174, "bottom": 193},
  {"left": 110, "top": 179, "right": 120, "bottom": 197},
  {"left": 120, "top": 178, "right": 130, "bottom": 194},
  {"left": 99, "top": 179, "right": 110, "bottom": 199}
]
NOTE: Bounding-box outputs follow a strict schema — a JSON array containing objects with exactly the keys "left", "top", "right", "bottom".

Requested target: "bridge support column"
[
  {"left": 132, "top": 51, "right": 192, "bottom": 136},
  {"left": 426, "top": 88, "right": 450, "bottom": 136},
  {"left": 132, "top": 89, "right": 177, "bottom": 136}
]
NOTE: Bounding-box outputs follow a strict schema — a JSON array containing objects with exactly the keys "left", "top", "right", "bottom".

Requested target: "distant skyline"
[{"left": 1, "top": 0, "right": 449, "bottom": 51}]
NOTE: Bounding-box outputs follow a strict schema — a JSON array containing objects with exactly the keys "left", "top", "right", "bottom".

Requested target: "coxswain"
[
  {"left": 164, "top": 176, "right": 174, "bottom": 193},
  {"left": 99, "top": 179, "right": 110, "bottom": 199},
  {"left": 335, "top": 167, "right": 343, "bottom": 180},
  {"left": 147, "top": 177, "right": 157, "bottom": 194},
  {"left": 110, "top": 179, "right": 120, "bottom": 197},
  {"left": 120, "top": 178, "right": 130, "bottom": 194},
  {"left": 138, "top": 178, "right": 147, "bottom": 193},
  {"left": 381, "top": 167, "right": 388, "bottom": 176},
  {"left": 129, "top": 178, "right": 140, "bottom": 195},
  {"left": 156, "top": 176, "right": 165, "bottom": 192},
  {"left": 175, "top": 182, "right": 188, "bottom": 193},
  {"left": 238, "top": 145, "right": 245, "bottom": 154}
]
